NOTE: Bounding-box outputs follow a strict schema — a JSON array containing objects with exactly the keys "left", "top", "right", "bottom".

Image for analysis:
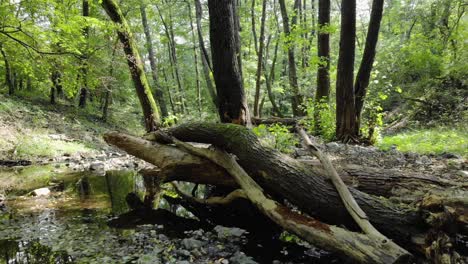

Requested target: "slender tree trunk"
[
  {"left": 251, "top": 0, "right": 258, "bottom": 55},
  {"left": 279, "top": 0, "right": 304, "bottom": 116},
  {"left": 140, "top": 3, "right": 169, "bottom": 118},
  {"left": 232, "top": 1, "right": 243, "bottom": 83},
  {"left": 101, "top": 0, "right": 161, "bottom": 132},
  {"left": 50, "top": 71, "right": 62, "bottom": 105},
  {"left": 168, "top": 11, "right": 186, "bottom": 113},
  {"left": 103, "top": 38, "right": 119, "bottom": 122},
  {"left": 187, "top": 2, "right": 202, "bottom": 113},
  {"left": 335, "top": 0, "right": 357, "bottom": 142},
  {"left": 0, "top": 45, "right": 14, "bottom": 95},
  {"left": 314, "top": 0, "right": 330, "bottom": 132},
  {"left": 78, "top": 0, "right": 89, "bottom": 108},
  {"left": 194, "top": 0, "right": 218, "bottom": 108},
  {"left": 162, "top": 68, "right": 176, "bottom": 114},
  {"left": 253, "top": 0, "right": 267, "bottom": 117},
  {"left": 354, "top": 0, "right": 384, "bottom": 135},
  {"left": 207, "top": 0, "right": 251, "bottom": 126},
  {"left": 264, "top": 36, "right": 283, "bottom": 117},
  {"left": 26, "top": 77, "right": 32, "bottom": 91},
  {"left": 156, "top": 4, "right": 186, "bottom": 113}
]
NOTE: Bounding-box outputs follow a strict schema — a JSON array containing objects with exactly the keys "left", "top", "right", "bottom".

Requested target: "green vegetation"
[
  {"left": 379, "top": 126, "right": 468, "bottom": 157},
  {"left": 252, "top": 124, "right": 298, "bottom": 153}
]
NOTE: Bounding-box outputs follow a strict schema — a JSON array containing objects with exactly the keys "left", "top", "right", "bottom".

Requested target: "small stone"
[
  {"left": 441, "top": 153, "right": 461, "bottom": 159},
  {"left": 32, "top": 187, "right": 50, "bottom": 196},
  {"left": 457, "top": 171, "right": 468, "bottom": 177},
  {"left": 416, "top": 156, "right": 432, "bottom": 165},
  {"left": 181, "top": 238, "right": 204, "bottom": 250},
  {"left": 89, "top": 162, "right": 104, "bottom": 171},
  {"left": 214, "top": 226, "right": 247, "bottom": 239},
  {"left": 229, "top": 251, "right": 257, "bottom": 264}
]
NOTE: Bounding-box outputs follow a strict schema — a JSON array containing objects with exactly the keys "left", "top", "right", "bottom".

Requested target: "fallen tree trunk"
[
  {"left": 170, "top": 136, "right": 412, "bottom": 263},
  {"left": 104, "top": 123, "right": 467, "bottom": 262},
  {"left": 163, "top": 123, "right": 427, "bottom": 248},
  {"left": 301, "top": 161, "right": 460, "bottom": 199}
]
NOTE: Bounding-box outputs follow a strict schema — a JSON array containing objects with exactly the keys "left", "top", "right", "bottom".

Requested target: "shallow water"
[{"left": 0, "top": 166, "right": 342, "bottom": 264}]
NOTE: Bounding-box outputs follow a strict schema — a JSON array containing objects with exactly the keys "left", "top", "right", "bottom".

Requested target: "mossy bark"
[{"left": 102, "top": 0, "right": 161, "bottom": 132}]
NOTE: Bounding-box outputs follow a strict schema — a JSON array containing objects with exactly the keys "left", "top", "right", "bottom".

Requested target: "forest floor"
[{"left": 0, "top": 94, "right": 146, "bottom": 166}]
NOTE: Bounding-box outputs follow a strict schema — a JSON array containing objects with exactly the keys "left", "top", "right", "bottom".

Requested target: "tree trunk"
[
  {"left": 140, "top": 3, "right": 169, "bottom": 118},
  {"left": 156, "top": 4, "right": 186, "bottom": 113},
  {"left": 104, "top": 124, "right": 466, "bottom": 262},
  {"left": 207, "top": 0, "right": 251, "bottom": 126},
  {"left": 354, "top": 0, "right": 384, "bottom": 135},
  {"left": 194, "top": 0, "right": 218, "bottom": 108},
  {"left": 314, "top": 0, "right": 330, "bottom": 131},
  {"left": 102, "top": 38, "right": 119, "bottom": 122},
  {"left": 253, "top": 0, "right": 267, "bottom": 117},
  {"left": 101, "top": 0, "right": 161, "bottom": 132},
  {"left": 278, "top": 0, "right": 304, "bottom": 116},
  {"left": 263, "top": 36, "right": 283, "bottom": 117},
  {"left": 335, "top": 0, "right": 357, "bottom": 142},
  {"left": 50, "top": 71, "right": 62, "bottom": 105},
  {"left": 187, "top": 1, "right": 202, "bottom": 113},
  {"left": 0, "top": 45, "right": 14, "bottom": 95},
  {"left": 78, "top": 0, "right": 89, "bottom": 108},
  {"left": 165, "top": 123, "right": 426, "bottom": 248}
]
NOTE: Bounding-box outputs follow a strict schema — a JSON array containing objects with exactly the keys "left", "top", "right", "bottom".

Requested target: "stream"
[{"left": 0, "top": 164, "right": 344, "bottom": 264}]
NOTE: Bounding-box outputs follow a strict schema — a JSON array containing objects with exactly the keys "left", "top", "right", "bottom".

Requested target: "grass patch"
[
  {"left": 14, "top": 133, "right": 94, "bottom": 159},
  {"left": 379, "top": 126, "right": 468, "bottom": 157}
]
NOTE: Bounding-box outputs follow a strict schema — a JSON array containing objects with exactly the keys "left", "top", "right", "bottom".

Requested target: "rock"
[
  {"left": 415, "top": 155, "right": 432, "bottom": 165},
  {"left": 158, "top": 234, "right": 168, "bottom": 241},
  {"left": 325, "top": 142, "right": 341, "bottom": 151},
  {"left": 175, "top": 249, "right": 191, "bottom": 257},
  {"left": 214, "top": 226, "right": 247, "bottom": 239},
  {"left": 32, "top": 187, "right": 50, "bottom": 196},
  {"left": 181, "top": 238, "right": 204, "bottom": 250},
  {"left": 229, "top": 251, "right": 257, "bottom": 264},
  {"left": 176, "top": 261, "right": 191, "bottom": 264},
  {"left": 89, "top": 162, "right": 105, "bottom": 171},
  {"left": 457, "top": 171, "right": 468, "bottom": 177},
  {"left": 441, "top": 153, "right": 461, "bottom": 159}
]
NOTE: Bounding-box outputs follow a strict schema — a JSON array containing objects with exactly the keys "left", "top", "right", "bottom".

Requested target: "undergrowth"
[{"left": 378, "top": 126, "right": 467, "bottom": 157}]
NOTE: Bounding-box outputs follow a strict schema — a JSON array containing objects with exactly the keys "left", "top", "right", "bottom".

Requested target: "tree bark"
[
  {"left": 279, "top": 0, "right": 304, "bottom": 117},
  {"left": 207, "top": 0, "right": 251, "bottom": 125},
  {"left": 101, "top": 0, "right": 161, "bottom": 132},
  {"left": 78, "top": 0, "right": 89, "bottom": 108},
  {"left": 314, "top": 0, "right": 330, "bottom": 131},
  {"left": 50, "top": 71, "right": 62, "bottom": 105},
  {"left": 253, "top": 0, "right": 267, "bottom": 117},
  {"left": 0, "top": 45, "right": 14, "bottom": 95},
  {"left": 194, "top": 0, "right": 218, "bottom": 108},
  {"left": 263, "top": 36, "right": 283, "bottom": 117},
  {"left": 140, "top": 3, "right": 169, "bottom": 118},
  {"left": 335, "top": 0, "right": 357, "bottom": 142},
  {"left": 187, "top": 1, "right": 202, "bottom": 113},
  {"left": 354, "top": 0, "right": 384, "bottom": 135},
  {"left": 102, "top": 37, "right": 119, "bottom": 122}
]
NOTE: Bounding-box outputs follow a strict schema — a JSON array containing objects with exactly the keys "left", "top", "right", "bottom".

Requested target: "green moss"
[{"left": 379, "top": 126, "right": 468, "bottom": 157}]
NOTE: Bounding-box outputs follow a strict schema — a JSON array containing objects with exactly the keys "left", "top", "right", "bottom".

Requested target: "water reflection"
[
  {"left": 0, "top": 169, "right": 144, "bottom": 264},
  {"left": 0, "top": 167, "right": 341, "bottom": 264}
]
